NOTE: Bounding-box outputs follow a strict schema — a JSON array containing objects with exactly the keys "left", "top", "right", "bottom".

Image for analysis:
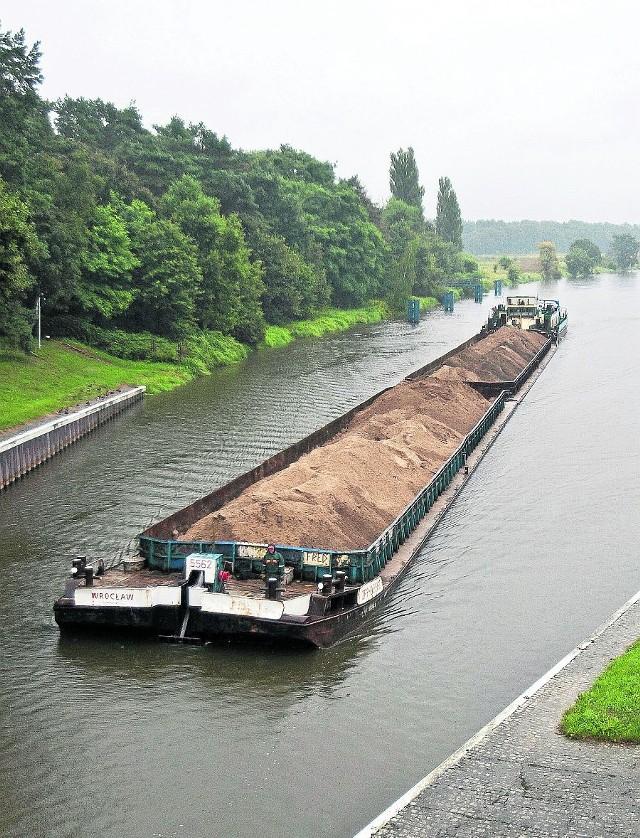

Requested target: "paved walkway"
[{"left": 356, "top": 592, "right": 640, "bottom": 837}]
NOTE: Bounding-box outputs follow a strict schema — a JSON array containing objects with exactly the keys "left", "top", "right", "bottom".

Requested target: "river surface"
[{"left": 1, "top": 274, "right": 639, "bottom": 838}]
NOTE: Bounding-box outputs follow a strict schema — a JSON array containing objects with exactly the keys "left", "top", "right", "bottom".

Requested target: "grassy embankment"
[
  {"left": 0, "top": 341, "right": 192, "bottom": 432},
  {"left": 0, "top": 302, "right": 392, "bottom": 432},
  {"left": 259, "top": 300, "right": 392, "bottom": 347},
  {"left": 560, "top": 638, "right": 640, "bottom": 743}
]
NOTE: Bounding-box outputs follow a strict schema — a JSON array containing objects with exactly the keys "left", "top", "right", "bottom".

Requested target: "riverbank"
[
  {"left": 0, "top": 302, "right": 393, "bottom": 432},
  {"left": 0, "top": 387, "right": 145, "bottom": 489},
  {"left": 0, "top": 341, "right": 189, "bottom": 433},
  {"left": 260, "top": 301, "right": 391, "bottom": 347},
  {"left": 355, "top": 588, "right": 640, "bottom": 837}
]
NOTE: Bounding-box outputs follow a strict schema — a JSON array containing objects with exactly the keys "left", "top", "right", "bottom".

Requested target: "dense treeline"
[
  {"left": 1, "top": 25, "right": 476, "bottom": 355},
  {"left": 464, "top": 220, "right": 640, "bottom": 256}
]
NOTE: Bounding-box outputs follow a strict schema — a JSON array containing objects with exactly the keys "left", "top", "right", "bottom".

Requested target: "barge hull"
[{"left": 55, "top": 595, "right": 385, "bottom": 648}]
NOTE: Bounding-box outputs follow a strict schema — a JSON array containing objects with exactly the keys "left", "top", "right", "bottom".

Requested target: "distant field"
[
  {"left": 476, "top": 254, "right": 542, "bottom": 281},
  {"left": 514, "top": 255, "right": 542, "bottom": 272}
]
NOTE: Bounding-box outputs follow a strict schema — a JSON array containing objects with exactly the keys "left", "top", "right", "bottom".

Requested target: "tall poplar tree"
[
  {"left": 0, "top": 25, "right": 47, "bottom": 186},
  {"left": 435, "top": 177, "right": 463, "bottom": 251},
  {"left": 389, "top": 147, "right": 424, "bottom": 215}
]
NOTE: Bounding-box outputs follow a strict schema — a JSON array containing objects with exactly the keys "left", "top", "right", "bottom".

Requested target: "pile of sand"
[
  {"left": 183, "top": 327, "right": 547, "bottom": 551},
  {"left": 433, "top": 329, "right": 546, "bottom": 382}
]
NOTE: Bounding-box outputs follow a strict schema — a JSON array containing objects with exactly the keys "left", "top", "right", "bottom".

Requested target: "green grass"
[
  {"left": 0, "top": 340, "right": 192, "bottom": 432},
  {"left": 261, "top": 301, "right": 389, "bottom": 348},
  {"left": 560, "top": 638, "right": 640, "bottom": 743},
  {"left": 261, "top": 324, "right": 295, "bottom": 348},
  {"left": 181, "top": 331, "right": 249, "bottom": 374}
]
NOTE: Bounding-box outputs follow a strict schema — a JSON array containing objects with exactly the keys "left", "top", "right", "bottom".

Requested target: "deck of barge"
[{"left": 85, "top": 566, "right": 326, "bottom": 601}]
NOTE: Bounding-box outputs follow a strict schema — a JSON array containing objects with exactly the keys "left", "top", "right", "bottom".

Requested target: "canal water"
[{"left": 1, "top": 274, "right": 638, "bottom": 838}]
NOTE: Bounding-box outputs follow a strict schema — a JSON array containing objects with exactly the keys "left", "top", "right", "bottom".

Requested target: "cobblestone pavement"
[{"left": 358, "top": 595, "right": 640, "bottom": 837}]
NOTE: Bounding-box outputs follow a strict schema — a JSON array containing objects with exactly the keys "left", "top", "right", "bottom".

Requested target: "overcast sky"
[{"left": 3, "top": 0, "right": 639, "bottom": 223}]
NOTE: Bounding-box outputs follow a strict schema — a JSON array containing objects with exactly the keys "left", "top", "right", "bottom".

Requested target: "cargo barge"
[{"left": 54, "top": 317, "right": 564, "bottom": 648}]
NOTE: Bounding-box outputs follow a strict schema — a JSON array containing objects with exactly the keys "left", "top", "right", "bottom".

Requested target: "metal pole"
[{"left": 37, "top": 295, "right": 41, "bottom": 349}]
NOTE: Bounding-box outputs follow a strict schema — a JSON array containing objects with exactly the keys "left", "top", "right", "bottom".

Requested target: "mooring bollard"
[
  {"left": 266, "top": 577, "right": 278, "bottom": 599},
  {"left": 72, "top": 556, "right": 87, "bottom": 576}
]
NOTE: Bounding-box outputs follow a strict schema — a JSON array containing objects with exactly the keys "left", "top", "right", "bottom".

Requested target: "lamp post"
[{"left": 36, "top": 294, "right": 42, "bottom": 349}]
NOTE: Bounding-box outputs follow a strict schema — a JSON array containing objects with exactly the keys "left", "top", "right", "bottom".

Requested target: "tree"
[
  {"left": 122, "top": 199, "right": 202, "bottom": 338},
  {"left": 0, "top": 25, "right": 48, "bottom": 187},
  {"left": 380, "top": 197, "right": 472, "bottom": 306},
  {"left": 251, "top": 145, "right": 335, "bottom": 188},
  {"left": 435, "top": 177, "right": 462, "bottom": 251},
  {"left": 389, "top": 147, "right": 424, "bottom": 214},
  {"left": 249, "top": 229, "right": 328, "bottom": 324},
  {"left": 342, "top": 175, "right": 382, "bottom": 230},
  {"left": 538, "top": 241, "right": 562, "bottom": 279},
  {"left": 497, "top": 255, "right": 521, "bottom": 285},
  {"left": 76, "top": 202, "right": 138, "bottom": 319},
  {"left": 161, "top": 175, "right": 265, "bottom": 342},
  {"left": 272, "top": 178, "right": 386, "bottom": 308},
  {"left": 565, "top": 239, "right": 601, "bottom": 277},
  {"left": 610, "top": 234, "right": 638, "bottom": 272},
  {"left": 24, "top": 145, "right": 106, "bottom": 342},
  {"left": 0, "top": 178, "right": 47, "bottom": 348},
  {"left": 381, "top": 198, "right": 425, "bottom": 240},
  {"left": 380, "top": 198, "right": 424, "bottom": 304},
  {"left": 53, "top": 96, "right": 146, "bottom": 154}
]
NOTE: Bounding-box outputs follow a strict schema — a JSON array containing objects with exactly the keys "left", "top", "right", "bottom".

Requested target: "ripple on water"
[{"left": 2, "top": 280, "right": 640, "bottom": 838}]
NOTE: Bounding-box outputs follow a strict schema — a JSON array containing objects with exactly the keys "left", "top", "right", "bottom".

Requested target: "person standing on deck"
[{"left": 263, "top": 543, "right": 284, "bottom": 578}]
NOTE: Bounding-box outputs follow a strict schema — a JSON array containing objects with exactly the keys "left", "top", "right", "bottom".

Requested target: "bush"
[
  {"left": 46, "top": 316, "right": 249, "bottom": 370},
  {"left": 261, "top": 326, "right": 293, "bottom": 348},
  {"left": 184, "top": 330, "right": 249, "bottom": 370}
]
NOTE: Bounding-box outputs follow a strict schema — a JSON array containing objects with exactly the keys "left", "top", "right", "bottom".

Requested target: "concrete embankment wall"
[{"left": 0, "top": 387, "right": 145, "bottom": 490}]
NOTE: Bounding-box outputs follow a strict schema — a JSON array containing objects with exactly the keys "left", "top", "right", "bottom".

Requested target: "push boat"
[
  {"left": 486, "top": 296, "right": 568, "bottom": 341},
  {"left": 54, "top": 311, "right": 566, "bottom": 649}
]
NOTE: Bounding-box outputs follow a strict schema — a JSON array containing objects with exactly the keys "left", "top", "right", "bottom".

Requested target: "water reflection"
[{"left": 54, "top": 630, "right": 376, "bottom": 703}]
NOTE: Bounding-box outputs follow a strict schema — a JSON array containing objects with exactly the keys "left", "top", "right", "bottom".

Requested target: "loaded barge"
[{"left": 54, "top": 308, "right": 566, "bottom": 648}]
